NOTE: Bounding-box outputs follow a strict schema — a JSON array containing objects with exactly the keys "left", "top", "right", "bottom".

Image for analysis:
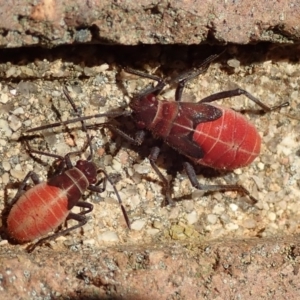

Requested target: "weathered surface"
[
  {"left": 1, "top": 0, "right": 300, "bottom": 48},
  {"left": 0, "top": 43, "right": 299, "bottom": 298},
  {"left": 1, "top": 237, "right": 300, "bottom": 299}
]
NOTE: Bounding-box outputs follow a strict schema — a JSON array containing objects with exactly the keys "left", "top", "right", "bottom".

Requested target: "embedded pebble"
[
  {"left": 0, "top": 119, "right": 12, "bottom": 137},
  {"left": 152, "top": 220, "right": 163, "bottom": 229},
  {"left": 98, "top": 63, "right": 110, "bottom": 72},
  {"left": 268, "top": 212, "right": 277, "bottom": 221},
  {"left": 242, "top": 218, "right": 257, "bottom": 229},
  {"left": 131, "top": 219, "right": 146, "bottom": 231},
  {"left": 277, "top": 135, "right": 296, "bottom": 156},
  {"left": 2, "top": 161, "right": 11, "bottom": 171},
  {"left": 8, "top": 115, "right": 22, "bottom": 131},
  {"left": 229, "top": 203, "right": 238, "bottom": 212},
  {"left": 146, "top": 228, "right": 160, "bottom": 235},
  {"left": 6, "top": 66, "right": 18, "bottom": 78},
  {"left": 133, "top": 163, "right": 151, "bottom": 174},
  {"left": 225, "top": 223, "right": 239, "bottom": 231},
  {"left": 98, "top": 231, "right": 119, "bottom": 242},
  {"left": 0, "top": 93, "right": 9, "bottom": 103},
  {"left": 186, "top": 211, "right": 198, "bottom": 225},
  {"left": 112, "top": 160, "right": 122, "bottom": 172},
  {"left": 10, "top": 168, "right": 26, "bottom": 181},
  {"left": 2, "top": 172, "right": 10, "bottom": 185},
  {"left": 207, "top": 214, "right": 218, "bottom": 224},
  {"left": 212, "top": 204, "right": 225, "bottom": 215},
  {"left": 227, "top": 58, "right": 240, "bottom": 68},
  {"left": 168, "top": 206, "right": 180, "bottom": 219},
  {"left": 12, "top": 107, "right": 24, "bottom": 115},
  {"left": 82, "top": 238, "right": 96, "bottom": 246}
]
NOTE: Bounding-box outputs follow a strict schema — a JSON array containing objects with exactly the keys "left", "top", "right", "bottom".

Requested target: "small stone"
[
  {"left": 268, "top": 212, "right": 277, "bottom": 221},
  {"left": 133, "top": 163, "right": 151, "bottom": 174},
  {"left": 131, "top": 219, "right": 146, "bottom": 231},
  {"left": 12, "top": 107, "right": 24, "bottom": 115},
  {"left": 0, "top": 119, "right": 12, "bottom": 137},
  {"left": 2, "top": 161, "right": 11, "bottom": 171},
  {"left": 212, "top": 203, "right": 225, "bottom": 215},
  {"left": 207, "top": 214, "right": 218, "bottom": 224},
  {"left": 6, "top": 66, "right": 18, "bottom": 78},
  {"left": 0, "top": 93, "right": 9, "bottom": 103},
  {"left": 10, "top": 168, "right": 26, "bottom": 181},
  {"left": 152, "top": 220, "right": 163, "bottom": 229},
  {"left": 229, "top": 203, "right": 238, "bottom": 212},
  {"left": 186, "top": 211, "right": 198, "bottom": 225},
  {"left": 8, "top": 115, "right": 22, "bottom": 131},
  {"left": 227, "top": 58, "right": 240, "bottom": 68},
  {"left": 225, "top": 223, "right": 239, "bottom": 231},
  {"left": 82, "top": 239, "right": 96, "bottom": 246},
  {"left": 98, "top": 231, "right": 119, "bottom": 242},
  {"left": 242, "top": 218, "right": 257, "bottom": 229},
  {"left": 2, "top": 172, "right": 10, "bottom": 185}
]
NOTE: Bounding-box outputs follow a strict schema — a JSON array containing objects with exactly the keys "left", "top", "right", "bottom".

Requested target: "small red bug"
[
  {"left": 6, "top": 87, "right": 130, "bottom": 252},
  {"left": 26, "top": 52, "right": 289, "bottom": 205}
]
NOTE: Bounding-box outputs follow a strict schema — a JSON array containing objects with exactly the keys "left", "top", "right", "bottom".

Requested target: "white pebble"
[
  {"left": 0, "top": 93, "right": 9, "bottom": 103},
  {"left": 10, "top": 89, "right": 17, "bottom": 96},
  {"left": 257, "top": 162, "right": 265, "bottom": 170},
  {"left": 10, "top": 169, "right": 26, "bottom": 181},
  {"left": 225, "top": 223, "right": 239, "bottom": 231},
  {"left": 277, "top": 135, "right": 296, "bottom": 156},
  {"left": 133, "top": 163, "right": 151, "bottom": 174},
  {"left": 0, "top": 119, "right": 12, "bottom": 137},
  {"left": 146, "top": 228, "right": 160, "bottom": 235},
  {"left": 6, "top": 66, "right": 19, "bottom": 78},
  {"left": 112, "top": 160, "right": 122, "bottom": 172},
  {"left": 8, "top": 115, "right": 22, "bottom": 131},
  {"left": 242, "top": 218, "right": 257, "bottom": 229},
  {"left": 2, "top": 172, "right": 10, "bottom": 185},
  {"left": 268, "top": 212, "right": 277, "bottom": 221},
  {"left": 212, "top": 203, "right": 225, "bottom": 215},
  {"left": 98, "top": 231, "right": 119, "bottom": 242},
  {"left": 227, "top": 58, "right": 240, "bottom": 68},
  {"left": 98, "top": 63, "right": 109, "bottom": 72},
  {"left": 131, "top": 219, "right": 146, "bottom": 231},
  {"left": 82, "top": 238, "right": 96, "bottom": 246},
  {"left": 12, "top": 107, "right": 24, "bottom": 115},
  {"left": 207, "top": 214, "right": 218, "bottom": 224},
  {"left": 2, "top": 161, "right": 11, "bottom": 171},
  {"left": 229, "top": 203, "right": 238, "bottom": 212},
  {"left": 186, "top": 211, "right": 198, "bottom": 225}
]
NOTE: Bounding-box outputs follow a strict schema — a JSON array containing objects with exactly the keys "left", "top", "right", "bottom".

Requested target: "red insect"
[
  {"left": 119, "top": 53, "right": 288, "bottom": 204},
  {"left": 6, "top": 88, "right": 130, "bottom": 252}
]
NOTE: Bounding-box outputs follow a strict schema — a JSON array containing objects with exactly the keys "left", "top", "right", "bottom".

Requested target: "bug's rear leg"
[
  {"left": 26, "top": 202, "right": 93, "bottom": 253},
  {"left": 149, "top": 146, "right": 175, "bottom": 207},
  {"left": 10, "top": 171, "right": 41, "bottom": 206},
  {"left": 183, "top": 161, "right": 258, "bottom": 204}
]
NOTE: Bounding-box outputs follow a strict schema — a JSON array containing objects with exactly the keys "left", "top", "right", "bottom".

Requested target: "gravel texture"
[{"left": 0, "top": 43, "right": 299, "bottom": 298}]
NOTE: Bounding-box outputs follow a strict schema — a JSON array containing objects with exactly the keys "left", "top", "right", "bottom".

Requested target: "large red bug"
[
  {"left": 105, "top": 53, "right": 288, "bottom": 204},
  {"left": 6, "top": 87, "right": 130, "bottom": 252}
]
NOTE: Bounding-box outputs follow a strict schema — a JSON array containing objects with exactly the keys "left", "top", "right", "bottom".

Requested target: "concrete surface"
[
  {"left": 1, "top": 237, "right": 300, "bottom": 299},
  {"left": 1, "top": 0, "right": 300, "bottom": 47}
]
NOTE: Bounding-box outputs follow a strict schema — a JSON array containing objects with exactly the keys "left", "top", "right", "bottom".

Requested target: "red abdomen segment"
[
  {"left": 193, "top": 105, "right": 261, "bottom": 170},
  {"left": 7, "top": 182, "right": 69, "bottom": 242}
]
